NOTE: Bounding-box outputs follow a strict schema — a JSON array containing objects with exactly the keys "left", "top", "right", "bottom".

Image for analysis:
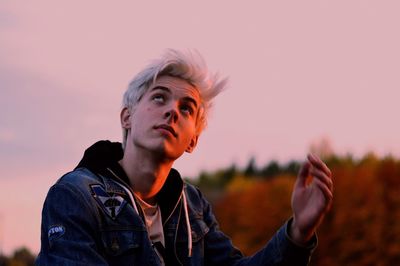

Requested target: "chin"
[
  {"left": 134, "top": 139, "right": 184, "bottom": 161},
  {"left": 155, "top": 146, "right": 185, "bottom": 161}
]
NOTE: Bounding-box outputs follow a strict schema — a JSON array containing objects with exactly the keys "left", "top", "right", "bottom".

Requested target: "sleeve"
[
  {"left": 35, "top": 183, "right": 108, "bottom": 266},
  {"left": 201, "top": 193, "right": 317, "bottom": 266}
]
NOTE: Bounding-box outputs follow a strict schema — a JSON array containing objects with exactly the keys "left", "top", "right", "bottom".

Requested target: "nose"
[{"left": 164, "top": 104, "right": 179, "bottom": 123}]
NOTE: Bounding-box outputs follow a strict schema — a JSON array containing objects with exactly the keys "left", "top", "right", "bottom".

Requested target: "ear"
[
  {"left": 120, "top": 107, "right": 131, "bottom": 129},
  {"left": 185, "top": 135, "right": 199, "bottom": 153}
]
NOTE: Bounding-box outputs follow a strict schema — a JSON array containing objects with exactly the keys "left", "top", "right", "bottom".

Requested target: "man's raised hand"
[{"left": 289, "top": 154, "right": 333, "bottom": 245}]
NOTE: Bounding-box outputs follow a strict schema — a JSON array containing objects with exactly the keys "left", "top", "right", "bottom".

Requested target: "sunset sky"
[{"left": 1, "top": 1, "right": 399, "bottom": 255}]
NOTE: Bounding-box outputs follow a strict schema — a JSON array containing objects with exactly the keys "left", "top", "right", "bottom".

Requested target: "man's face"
[{"left": 122, "top": 76, "right": 201, "bottom": 161}]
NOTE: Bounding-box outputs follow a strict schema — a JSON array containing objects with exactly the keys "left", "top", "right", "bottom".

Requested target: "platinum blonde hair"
[{"left": 122, "top": 49, "right": 228, "bottom": 148}]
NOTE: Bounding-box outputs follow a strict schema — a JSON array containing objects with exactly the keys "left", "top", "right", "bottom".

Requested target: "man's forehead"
[{"left": 151, "top": 76, "right": 201, "bottom": 102}]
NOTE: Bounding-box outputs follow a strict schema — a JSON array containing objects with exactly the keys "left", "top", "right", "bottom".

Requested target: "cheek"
[
  {"left": 183, "top": 121, "right": 197, "bottom": 140},
  {"left": 145, "top": 106, "right": 161, "bottom": 117}
]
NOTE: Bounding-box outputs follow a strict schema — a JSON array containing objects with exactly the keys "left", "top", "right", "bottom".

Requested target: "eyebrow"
[
  {"left": 151, "top": 86, "right": 170, "bottom": 94},
  {"left": 151, "top": 86, "right": 199, "bottom": 108}
]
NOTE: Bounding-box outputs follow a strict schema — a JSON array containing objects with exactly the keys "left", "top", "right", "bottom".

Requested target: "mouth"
[{"left": 154, "top": 124, "right": 177, "bottom": 137}]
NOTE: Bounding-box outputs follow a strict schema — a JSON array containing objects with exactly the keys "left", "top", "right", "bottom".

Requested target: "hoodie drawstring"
[
  {"left": 108, "top": 168, "right": 192, "bottom": 258},
  {"left": 182, "top": 190, "right": 192, "bottom": 257},
  {"left": 107, "top": 168, "right": 139, "bottom": 214},
  {"left": 119, "top": 182, "right": 140, "bottom": 214},
  {"left": 123, "top": 187, "right": 193, "bottom": 258}
]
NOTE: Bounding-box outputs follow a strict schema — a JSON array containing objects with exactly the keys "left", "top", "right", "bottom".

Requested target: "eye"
[
  {"left": 152, "top": 94, "right": 165, "bottom": 103},
  {"left": 180, "top": 104, "right": 194, "bottom": 115}
]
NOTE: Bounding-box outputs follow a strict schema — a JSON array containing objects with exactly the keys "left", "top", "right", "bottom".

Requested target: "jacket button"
[{"left": 111, "top": 238, "right": 120, "bottom": 252}]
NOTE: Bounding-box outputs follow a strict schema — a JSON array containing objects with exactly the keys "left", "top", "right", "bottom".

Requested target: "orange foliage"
[
  {"left": 215, "top": 175, "right": 294, "bottom": 255},
  {"left": 211, "top": 156, "right": 400, "bottom": 265}
]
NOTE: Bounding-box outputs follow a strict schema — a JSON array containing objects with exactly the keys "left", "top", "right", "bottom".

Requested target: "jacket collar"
[{"left": 76, "top": 140, "right": 184, "bottom": 224}]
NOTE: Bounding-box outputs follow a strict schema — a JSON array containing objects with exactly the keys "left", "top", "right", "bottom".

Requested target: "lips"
[{"left": 154, "top": 124, "right": 177, "bottom": 137}]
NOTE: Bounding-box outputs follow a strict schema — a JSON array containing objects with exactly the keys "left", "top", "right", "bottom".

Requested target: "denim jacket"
[{"left": 36, "top": 141, "right": 316, "bottom": 266}]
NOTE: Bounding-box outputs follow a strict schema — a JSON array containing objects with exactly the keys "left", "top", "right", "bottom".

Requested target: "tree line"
[
  {"left": 192, "top": 153, "right": 400, "bottom": 265},
  {"left": 0, "top": 247, "right": 35, "bottom": 266}
]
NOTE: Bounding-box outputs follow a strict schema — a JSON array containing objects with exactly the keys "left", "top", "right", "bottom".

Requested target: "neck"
[{"left": 119, "top": 146, "right": 173, "bottom": 205}]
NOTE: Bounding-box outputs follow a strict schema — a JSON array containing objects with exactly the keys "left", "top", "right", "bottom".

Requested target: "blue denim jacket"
[{"left": 36, "top": 141, "right": 316, "bottom": 265}]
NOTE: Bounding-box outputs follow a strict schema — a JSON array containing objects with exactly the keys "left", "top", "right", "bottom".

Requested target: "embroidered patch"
[
  {"left": 90, "top": 184, "right": 127, "bottom": 219},
  {"left": 48, "top": 225, "right": 65, "bottom": 241}
]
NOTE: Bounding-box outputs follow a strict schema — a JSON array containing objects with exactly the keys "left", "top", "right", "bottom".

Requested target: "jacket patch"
[
  {"left": 91, "top": 184, "right": 127, "bottom": 219},
  {"left": 48, "top": 225, "right": 65, "bottom": 241}
]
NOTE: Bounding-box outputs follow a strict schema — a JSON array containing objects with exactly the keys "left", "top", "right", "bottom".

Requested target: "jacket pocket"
[
  {"left": 173, "top": 217, "right": 209, "bottom": 265},
  {"left": 101, "top": 229, "right": 142, "bottom": 256},
  {"left": 190, "top": 217, "right": 210, "bottom": 243},
  {"left": 175, "top": 216, "right": 210, "bottom": 245}
]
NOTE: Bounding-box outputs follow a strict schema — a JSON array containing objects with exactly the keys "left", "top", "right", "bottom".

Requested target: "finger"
[
  {"left": 313, "top": 178, "right": 334, "bottom": 204},
  {"left": 308, "top": 154, "right": 332, "bottom": 177},
  {"left": 310, "top": 167, "right": 334, "bottom": 192},
  {"left": 296, "top": 161, "right": 311, "bottom": 188}
]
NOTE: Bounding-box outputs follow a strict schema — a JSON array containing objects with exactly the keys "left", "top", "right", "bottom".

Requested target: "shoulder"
[
  {"left": 56, "top": 167, "right": 102, "bottom": 186},
  {"left": 184, "top": 182, "right": 204, "bottom": 201},
  {"left": 183, "top": 182, "right": 210, "bottom": 214},
  {"left": 184, "top": 181, "right": 202, "bottom": 196},
  {"left": 46, "top": 167, "right": 104, "bottom": 204},
  {"left": 53, "top": 167, "right": 105, "bottom": 192}
]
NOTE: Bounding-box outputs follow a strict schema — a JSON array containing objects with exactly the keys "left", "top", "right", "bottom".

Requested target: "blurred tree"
[
  {"left": 377, "top": 156, "right": 400, "bottom": 264},
  {"left": 244, "top": 156, "right": 257, "bottom": 177},
  {"left": 0, "top": 247, "right": 35, "bottom": 266},
  {"left": 216, "top": 163, "right": 237, "bottom": 187},
  {"left": 260, "top": 160, "right": 280, "bottom": 178},
  {"left": 209, "top": 154, "right": 400, "bottom": 265},
  {"left": 282, "top": 160, "right": 300, "bottom": 176},
  {"left": 215, "top": 175, "right": 293, "bottom": 255},
  {"left": 226, "top": 175, "right": 256, "bottom": 193},
  {"left": 0, "top": 254, "right": 9, "bottom": 266},
  {"left": 194, "top": 153, "right": 400, "bottom": 265},
  {"left": 11, "top": 247, "right": 34, "bottom": 266}
]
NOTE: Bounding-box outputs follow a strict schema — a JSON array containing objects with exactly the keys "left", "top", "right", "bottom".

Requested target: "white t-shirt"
[{"left": 135, "top": 195, "right": 165, "bottom": 265}]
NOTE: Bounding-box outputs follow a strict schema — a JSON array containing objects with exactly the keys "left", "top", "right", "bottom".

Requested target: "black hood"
[{"left": 75, "top": 140, "right": 130, "bottom": 185}]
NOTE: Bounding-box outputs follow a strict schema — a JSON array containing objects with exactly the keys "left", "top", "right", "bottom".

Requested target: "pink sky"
[{"left": 1, "top": 1, "right": 400, "bottom": 255}]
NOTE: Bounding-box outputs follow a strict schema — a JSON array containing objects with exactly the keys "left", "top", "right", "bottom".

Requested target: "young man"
[{"left": 36, "top": 49, "right": 333, "bottom": 265}]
